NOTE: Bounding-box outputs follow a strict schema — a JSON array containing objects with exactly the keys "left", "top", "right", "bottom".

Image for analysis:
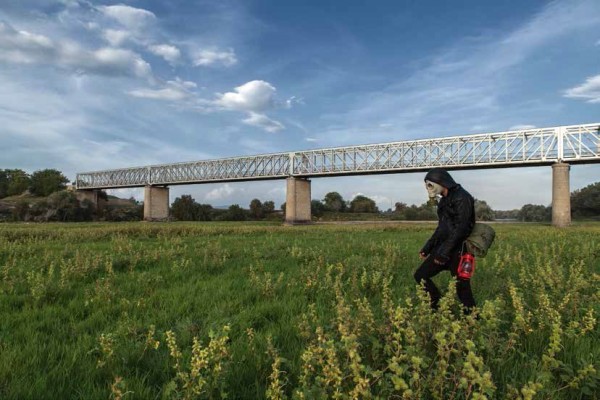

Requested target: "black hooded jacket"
[{"left": 421, "top": 169, "right": 475, "bottom": 260}]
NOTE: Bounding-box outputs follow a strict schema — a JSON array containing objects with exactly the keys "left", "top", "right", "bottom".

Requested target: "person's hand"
[{"left": 419, "top": 251, "right": 428, "bottom": 260}]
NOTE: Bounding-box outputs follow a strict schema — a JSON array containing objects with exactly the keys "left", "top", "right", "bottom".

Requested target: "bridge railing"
[
  {"left": 76, "top": 153, "right": 292, "bottom": 189},
  {"left": 76, "top": 123, "right": 599, "bottom": 189},
  {"left": 292, "top": 124, "right": 599, "bottom": 176}
]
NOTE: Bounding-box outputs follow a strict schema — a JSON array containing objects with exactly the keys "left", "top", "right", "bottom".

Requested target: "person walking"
[{"left": 414, "top": 168, "right": 476, "bottom": 313}]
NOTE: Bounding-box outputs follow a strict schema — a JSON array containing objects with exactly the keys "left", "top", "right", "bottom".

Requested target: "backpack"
[{"left": 464, "top": 223, "right": 496, "bottom": 258}]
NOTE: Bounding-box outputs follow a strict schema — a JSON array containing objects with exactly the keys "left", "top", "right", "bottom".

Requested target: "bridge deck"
[{"left": 76, "top": 123, "right": 600, "bottom": 189}]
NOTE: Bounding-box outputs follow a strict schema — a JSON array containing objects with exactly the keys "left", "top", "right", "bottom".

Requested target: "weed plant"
[{"left": 0, "top": 222, "right": 598, "bottom": 399}]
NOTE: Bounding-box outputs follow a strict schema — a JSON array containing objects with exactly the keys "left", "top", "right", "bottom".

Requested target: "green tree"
[
  {"left": 171, "top": 195, "right": 199, "bottom": 221},
  {"left": 249, "top": 198, "right": 264, "bottom": 219},
  {"left": 393, "top": 202, "right": 436, "bottom": 220},
  {"left": 262, "top": 200, "right": 275, "bottom": 215},
  {"left": 311, "top": 199, "right": 326, "bottom": 218},
  {"left": 571, "top": 182, "right": 600, "bottom": 218},
  {"left": 494, "top": 209, "right": 520, "bottom": 220},
  {"left": 349, "top": 195, "right": 378, "bottom": 213},
  {"left": 197, "top": 204, "right": 213, "bottom": 221},
  {"left": 226, "top": 204, "right": 247, "bottom": 221},
  {"left": 519, "top": 204, "right": 551, "bottom": 222},
  {"left": 6, "top": 169, "right": 30, "bottom": 196},
  {"left": 29, "top": 169, "right": 69, "bottom": 197},
  {"left": 0, "top": 170, "right": 8, "bottom": 198},
  {"left": 415, "top": 203, "right": 437, "bottom": 220},
  {"left": 323, "top": 192, "right": 346, "bottom": 212},
  {"left": 394, "top": 202, "right": 408, "bottom": 214},
  {"left": 46, "top": 191, "right": 80, "bottom": 221},
  {"left": 475, "top": 199, "right": 494, "bottom": 221}
]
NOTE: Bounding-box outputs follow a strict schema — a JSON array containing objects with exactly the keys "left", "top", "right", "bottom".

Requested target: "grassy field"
[{"left": 0, "top": 221, "right": 598, "bottom": 399}]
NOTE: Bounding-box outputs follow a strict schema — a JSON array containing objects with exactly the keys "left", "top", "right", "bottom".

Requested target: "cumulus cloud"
[
  {"left": 205, "top": 183, "right": 237, "bottom": 201},
  {"left": 89, "top": 47, "right": 151, "bottom": 77},
  {"left": 193, "top": 48, "right": 237, "bottom": 67},
  {"left": 98, "top": 4, "right": 156, "bottom": 31},
  {"left": 214, "top": 80, "right": 287, "bottom": 132},
  {"left": 148, "top": 43, "right": 181, "bottom": 64},
  {"left": 242, "top": 112, "right": 284, "bottom": 133},
  {"left": 215, "top": 80, "right": 276, "bottom": 112},
  {"left": 564, "top": 74, "right": 600, "bottom": 103},
  {"left": 102, "top": 29, "right": 130, "bottom": 46},
  {"left": 128, "top": 77, "right": 197, "bottom": 101},
  {"left": 0, "top": 21, "right": 151, "bottom": 78}
]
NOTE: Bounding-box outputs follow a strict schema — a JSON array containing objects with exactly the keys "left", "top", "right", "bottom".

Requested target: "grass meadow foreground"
[{"left": 0, "top": 222, "right": 598, "bottom": 399}]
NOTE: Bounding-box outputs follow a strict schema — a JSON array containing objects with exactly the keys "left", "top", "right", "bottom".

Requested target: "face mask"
[{"left": 425, "top": 180, "right": 444, "bottom": 198}]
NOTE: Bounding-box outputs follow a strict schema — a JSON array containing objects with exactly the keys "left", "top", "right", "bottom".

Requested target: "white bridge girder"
[{"left": 76, "top": 123, "right": 600, "bottom": 189}]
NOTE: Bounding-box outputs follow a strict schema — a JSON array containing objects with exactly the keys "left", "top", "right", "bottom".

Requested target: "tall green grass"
[{"left": 0, "top": 222, "right": 598, "bottom": 399}]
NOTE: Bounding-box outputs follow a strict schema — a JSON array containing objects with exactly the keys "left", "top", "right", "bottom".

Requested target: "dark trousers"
[{"left": 414, "top": 250, "right": 476, "bottom": 311}]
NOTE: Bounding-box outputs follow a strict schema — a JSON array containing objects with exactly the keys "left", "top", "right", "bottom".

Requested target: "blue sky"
[{"left": 1, "top": 0, "right": 599, "bottom": 210}]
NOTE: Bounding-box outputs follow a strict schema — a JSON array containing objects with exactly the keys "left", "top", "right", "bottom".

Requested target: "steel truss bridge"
[{"left": 76, "top": 123, "right": 600, "bottom": 189}]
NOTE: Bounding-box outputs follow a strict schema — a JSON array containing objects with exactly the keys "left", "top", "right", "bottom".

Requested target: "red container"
[{"left": 457, "top": 252, "right": 475, "bottom": 280}]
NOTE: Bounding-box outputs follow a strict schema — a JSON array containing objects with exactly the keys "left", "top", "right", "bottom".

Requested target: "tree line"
[
  {"left": 169, "top": 192, "right": 495, "bottom": 222},
  {"left": 0, "top": 169, "right": 69, "bottom": 198},
  {"left": 1, "top": 167, "right": 598, "bottom": 222},
  {"left": 514, "top": 182, "right": 600, "bottom": 222}
]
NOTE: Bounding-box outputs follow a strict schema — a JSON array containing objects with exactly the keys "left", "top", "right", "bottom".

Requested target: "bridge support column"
[
  {"left": 144, "top": 186, "right": 169, "bottom": 221},
  {"left": 75, "top": 189, "right": 106, "bottom": 212},
  {"left": 285, "top": 177, "right": 311, "bottom": 224},
  {"left": 76, "top": 189, "right": 99, "bottom": 206},
  {"left": 552, "top": 162, "right": 571, "bottom": 227}
]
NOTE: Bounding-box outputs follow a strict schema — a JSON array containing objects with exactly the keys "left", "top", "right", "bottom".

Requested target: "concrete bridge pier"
[
  {"left": 144, "top": 185, "right": 170, "bottom": 221},
  {"left": 74, "top": 189, "right": 106, "bottom": 211},
  {"left": 76, "top": 189, "right": 99, "bottom": 205},
  {"left": 285, "top": 177, "right": 312, "bottom": 224},
  {"left": 552, "top": 162, "right": 571, "bottom": 227}
]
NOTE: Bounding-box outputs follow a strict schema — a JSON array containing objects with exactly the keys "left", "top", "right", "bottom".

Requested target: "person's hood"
[{"left": 424, "top": 168, "right": 458, "bottom": 189}]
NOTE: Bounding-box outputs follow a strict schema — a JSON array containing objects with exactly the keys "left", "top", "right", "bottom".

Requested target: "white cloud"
[
  {"left": 86, "top": 22, "right": 100, "bottom": 31},
  {"left": 216, "top": 80, "right": 276, "bottom": 112},
  {"left": 99, "top": 4, "right": 156, "bottom": 30},
  {"left": 89, "top": 47, "right": 151, "bottom": 77},
  {"left": 564, "top": 74, "right": 600, "bottom": 103},
  {"left": 193, "top": 48, "right": 237, "bottom": 67},
  {"left": 205, "top": 183, "right": 237, "bottom": 201},
  {"left": 370, "top": 195, "right": 392, "bottom": 209},
  {"left": 509, "top": 124, "right": 537, "bottom": 130},
  {"left": 102, "top": 29, "right": 130, "bottom": 46},
  {"left": 211, "top": 80, "right": 287, "bottom": 133},
  {"left": 305, "top": 137, "right": 318, "bottom": 142},
  {"left": 285, "top": 96, "right": 304, "bottom": 109},
  {"left": 0, "top": 21, "right": 54, "bottom": 62},
  {"left": 83, "top": 139, "right": 129, "bottom": 155},
  {"left": 128, "top": 87, "right": 187, "bottom": 101},
  {"left": 0, "top": 21, "right": 151, "bottom": 78},
  {"left": 148, "top": 43, "right": 181, "bottom": 64},
  {"left": 242, "top": 112, "right": 284, "bottom": 133},
  {"left": 128, "top": 77, "right": 196, "bottom": 101}
]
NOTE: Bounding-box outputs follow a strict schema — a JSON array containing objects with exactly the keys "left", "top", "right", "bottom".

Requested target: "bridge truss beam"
[{"left": 76, "top": 123, "right": 599, "bottom": 190}]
